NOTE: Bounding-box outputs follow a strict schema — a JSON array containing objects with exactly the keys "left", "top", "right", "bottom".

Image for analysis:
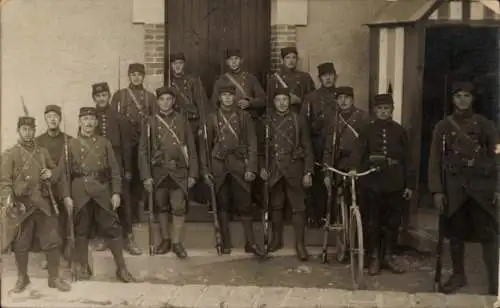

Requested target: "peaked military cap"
[
  {"left": 92, "top": 82, "right": 110, "bottom": 95},
  {"left": 170, "top": 52, "right": 186, "bottom": 62},
  {"left": 317, "top": 62, "right": 336, "bottom": 76},
  {"left": 44, "top": 104, "right": 62, "bottom": 116},
  {"left": 273, "top": 87, "right": 291, "bottom": 97},
  {"left": 451, "top": 81, "right": 474, "bottom": 95},
  {"left": 17, "top": 116, "right": 35, "bottom": 128},
  {"left": 225, "top": 48, "right": 241, "bottom": 59},
  {"left": 336, "top": 86, "right": 354, "bottom": 98},
  {"left": 128, "top": 63, "right": 146, "bottom": 74},
  {"left": 281, "top": 47, "right": 298, "bottom": 58},
  {"left": 219, "top": 85, "right": 236, "bottom": 94},
  {"left": 373, "top": 94, "right": 394, "bottom": 107},
  {"left": 156, "top": 86, "right": 177, "bottom": 98},
  {"left": 79, "top": 107, "right": 97, "bottom": 117}
]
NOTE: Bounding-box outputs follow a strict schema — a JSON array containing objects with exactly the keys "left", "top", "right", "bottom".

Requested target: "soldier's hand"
[
  {"left": 204, "top": 174, "right": 214, "bottom": 186},
  {"left": 323, "top": 176, "right": 332, "bottom": 188},
  {"left": 238, "top": 99, "right": 250, "bottom": 109},
  {"left": 143, "top": 178, "right": 154, "bottom": 193},
  {"left": 347, "top": 169, "right": 357, "bottom": 177},
  {"left": 303, "top": 173, "right": 313, "bottom": 188},
  {"left": 290, "top": 93, "right": 302, "bottom": 105},
  {"left": 111, "top": 194, "right": 121, "bottom": 211},
  {"left": 63, "top": 197, "right": 74, "bottom": 212},
  {"left": 402, "top": 188, "right": 413, "bottom": 200},
  {"left": 260, "top": 169, "right": 269, "bottom": 181},
  {"left": 124, "top": 172, "right": 132, "bottom": 181},
  {"left": 187, "top": 177, "right": 196, "bottom": 189},
  {"left": 245, "top": 172, "right": 256, "bottom": 182},
  {"left": 433, "top": 193, "right": 446, "bottom": 213},
  {"left": 40, "top": 168, "right": 52, "bottom": 180}
]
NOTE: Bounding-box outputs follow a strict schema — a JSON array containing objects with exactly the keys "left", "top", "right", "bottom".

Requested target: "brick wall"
[
  {"left": 144, "top": 24, "right": 165, "bottom": 76},
  {"left": 270, "top": 25, "right": 297, "bottom": 71}
]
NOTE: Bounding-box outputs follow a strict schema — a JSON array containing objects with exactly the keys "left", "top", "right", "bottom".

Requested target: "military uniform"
[
  {"left": 93, "top": 82, "right": 141, "bottom": 255},
  {"left": 300, "top": 62, "right": 338, "bottom": 227},
  {"left": 269, "top": 47, "right": 316, "bottom": 114},
  {"left": 1, "top": 116, "right": 70, "bottom": 292},
  {"left": 111, "top": 63, "right": 156, "bottom": 222},
  {"left": 63, "top": 107, "right": 136, "bottom": 283},
  {"left": 262, "top": 88, "right": 314, "bottom": 260},
  {"left": 428, "top": 82, "right": 499, "bottom": 294},
  {"left": 350, "top": 94, "right": 414, "bottom": 275},
  {"left": 138, "top": 86, "right": 199, "bottom": 258},
  {"left": 200, "top": 85, "right": 263, "bottom": 256}
]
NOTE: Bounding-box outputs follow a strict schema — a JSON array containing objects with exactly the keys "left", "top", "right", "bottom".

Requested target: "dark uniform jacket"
[
  {"left": 61, "top": 134, "right": 122, "bottom": 212},
  {"left": 323, "top": 107, "right": 369, "bottom": 172},
  {"left": 262, "top": 111, "right": 314, "bottom": 187},
  {"left": 350, "top": 118, "right": 414, "bottom": 192},
  {"left": 300, "top": 86, "right": 337, "bottom": 160},
  {"left": 211, "top": 71, "right": 266, "bottom": 118},
  {"left": 200, "top": 108, "right": 258, "bottom": 192},
  {"left": 269, "top": 67, "right": 315, "bottom": 113},
  {"left": 428, "top": 111, "right": 500, "bottom": 218},
  {"left": 138, "top": 111, "right": 199, "bottom": 194},
  {"left": 171, "top": 74, "right": 212, "bottom": 121},
  {"left": 95, "top": 105, "right": 132, "bottom": 176},
  {"left": 111, "top": 84, "right": 156, "bottom": 145}
]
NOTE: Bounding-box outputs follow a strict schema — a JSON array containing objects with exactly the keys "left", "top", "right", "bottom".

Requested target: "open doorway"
[{"left": 419, "top": 25, "right": 499, "bottom": 208}]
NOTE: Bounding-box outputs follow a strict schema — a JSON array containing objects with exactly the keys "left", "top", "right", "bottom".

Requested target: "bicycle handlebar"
[{"left": 315, "top": 162, "right": 379, "bottom": 178}]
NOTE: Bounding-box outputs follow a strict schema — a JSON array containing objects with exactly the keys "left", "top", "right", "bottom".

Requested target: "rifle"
[
  {"left": 145, "top": 92, "right": 156, "bottom": 256},
  {"left": 262, "top": 74, "right": 272, "bottom": 256}
]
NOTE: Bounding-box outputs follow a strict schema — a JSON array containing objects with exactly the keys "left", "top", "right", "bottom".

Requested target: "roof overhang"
[{"left": 366, "top": 0, "right": 441, "bottom": 27}]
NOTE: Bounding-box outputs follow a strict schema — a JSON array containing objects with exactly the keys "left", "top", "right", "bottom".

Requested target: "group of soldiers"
[{"left": 0, "top": 46, "right": 498, "bottom": 296}]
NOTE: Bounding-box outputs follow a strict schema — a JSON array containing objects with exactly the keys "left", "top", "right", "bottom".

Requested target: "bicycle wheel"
[
  {"left": 349, "top": 207, "right": 365, "bottom": 290},
  {"left": 335, "top": 193, "right": 349, "bottom": 263}
]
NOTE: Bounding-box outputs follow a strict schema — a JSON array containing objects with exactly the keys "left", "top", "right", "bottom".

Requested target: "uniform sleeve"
[
  {"left": 199, "top": 113, "right": 215, "bottom": 176},
  {"left": 304, "top": 73, "right": 316, "bottom": 96},
  {"left": 185, "top": 117, "right": 199, "bottom": 179},
  {"left": 137, "top": 119, "right": 151, "bottom": 181},
  {"left": 210, "top": 77, "right": 222, "bottom": 109},
  {"left": 110, "top": 90, "right": 123, "bottom": 114},
  {"left": 322, "top": 122, "right": 334, "bottom": 177},
  {"left": 106, "top": 140, "right": 122, "bottom": 194},
  {"left": 300, "top": 115, "right": 314, "bottom": 174},
  {"left": 118, "top": 113, "right": 133, "bottom": 174},
  {"left": 348, "top": 122, "right": 369, "bottom": 170},
  {"left": 193, "top": 77, "right": 212, "bottom": 115},
  {"left": 483, "top": 119, "right": 500, "bottom": 192},
  {"left": 300, "top": 93, "right": 312, "bottom": 121},
  {"left": 0, "top": 149, "right": 15, "bottom": 199},
  {"left": 245, "top": 112, "right": 258, "bottom": 174},
  {"left": 248, "top": 74, "right": 266, "bottom": 110},
  {"left": 54, "top": 149, "right": 71, "bottom": 199},
  {"left": 427, "top": 121, "right": 445, "bottom": 194},
  {"left": 400, "top": 127, "right": 416, "bottom": 190}
]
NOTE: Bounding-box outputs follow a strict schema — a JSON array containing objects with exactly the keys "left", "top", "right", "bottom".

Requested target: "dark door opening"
[{"left": 419, "top": 26, "right": 499, "bottom": 208}]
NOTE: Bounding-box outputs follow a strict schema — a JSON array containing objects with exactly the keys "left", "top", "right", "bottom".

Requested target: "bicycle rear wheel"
[
  {"left": 349, "top": 207, "right": 365, "bottom": 290},
  {"left": 335, "top": 193, "right": 349, "bottom": 263}
]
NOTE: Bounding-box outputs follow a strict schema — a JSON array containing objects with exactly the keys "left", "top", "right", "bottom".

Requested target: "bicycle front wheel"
[
  {"left": 349, "top": 207, "right": 365, "bottom": 290},
  {"left": 335, "top": 194, "right": 349, "bottom": 263}
]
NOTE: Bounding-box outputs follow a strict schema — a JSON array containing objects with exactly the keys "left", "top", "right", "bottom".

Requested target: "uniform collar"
[
  {"left": 453, "top": 108, "right": 474, "bottom": 120},
  {"left": 96, "top": 104, "right": 110, "bottom": 113},
  {"left": 18, "top": 140, "right": 35, "bottom": 149},
  {"left": 280, "top": 66, "right": 296, "bottom": 74},
  {"left": 158, "top": 110, "right": 175, "bottom": 118},
  {"left": 46, "top": 129, "right": 62, "bottom": 137},
  {"left": 340, "top": 106, "right": 356, "bottom": 118},
  {"left": 128, "top": 83, "right": 144, "bottom": 91}
]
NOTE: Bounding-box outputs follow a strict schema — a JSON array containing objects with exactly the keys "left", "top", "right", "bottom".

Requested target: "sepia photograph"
[{"left": 0, "top": 0, "right": 499, "bottom": 307}]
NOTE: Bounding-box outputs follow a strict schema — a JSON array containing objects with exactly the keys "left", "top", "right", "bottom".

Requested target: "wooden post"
[{"left": 494, "top": 26, "right": 500, "bottom": 308}]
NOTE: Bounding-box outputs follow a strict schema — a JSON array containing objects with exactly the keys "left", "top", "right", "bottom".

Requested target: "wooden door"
[{"left": 166, "top": 0, "right": 271, "bottom": 97}]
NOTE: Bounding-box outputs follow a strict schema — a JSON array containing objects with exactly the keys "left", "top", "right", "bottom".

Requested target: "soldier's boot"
[
  {"left": 107, "top": 238, "right": 138, "bottom": 283},
  {"left": 241, "top": 216, "right": 266, "bottom": 257},
  {"left": 381, "top": 234, "right": 405, "bottom": 274},
  {"left": 219, "top": 211, "right": 232, "bottom": 254},
  {"left": 441, "top": 241, "right": 467, "bottom": 294},
  {"left": 11, "top": 252, "right": 30, "bottom": 293},
  {"left": 368, "top": 250, "right": 381, "bottom": 276},
  {"left": 46, "top": 248, "right": 71, "bottom": 292},
  {"left": 155, "top": 212, "right": 172, "bottom": 254},
  {"left": 74, "top": 236, "right": 92, "bottom": 280},
  {"left": 268, "top": 210, "right": 284, "bottom": 253},
  {"left": 93, "top": 238, "right": 107, "bottom": 251},
  {"left": 482, "top": 242, "right": 498, "bottom": 295},
  {"left": 293, "top": 212, "right": 309, "bottom": 261},
  {"left": 172, "top": 215, "right": 188, "bottom": 259},
  {"left": 124, "top": 232, "right": 142, "bottom": 256}
]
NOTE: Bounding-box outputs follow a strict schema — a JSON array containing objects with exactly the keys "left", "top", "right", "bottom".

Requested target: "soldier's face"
[
  {"left": 452, "top": 91, "right": 474, "bottom": 110},
  {"left": 283, "top": 53, "right": 298, "bottom": 69},
  {"left": 157, "top": 93, "right": 175, "bottom": 112},
  {"left": 93, "top": 91, "right": 110, "bottom": 108},
  {"left": 374, "top": 105, "right": 393, "bottom": 120},
  {"left": 319, "top": 73, "right": 336, "bottom": 87},
  {"left": 226, "top": 56, "right": 242, "bottom": 71},
  {"left": 337, "top": 95, "right": 353, "bottom": 111},
  {"left": 18, "top": 125, "right": 35, "bottom": 142},
  {"left": 79, "top": 115, "right": 98, "bottom": 134},
  {"left": 220, "top": 92, "right": 235, "bottom": 108},
  {"left": 129, "top": 72, "right": 145, "bottom": 86},
  {"left": 274, "top": 94, "right": 290, "bottom": 113},
  {"left": 171, "top": 60, "right": 185, "bottom": 75},
  {"left": 45, "top": 112, "right": 61, "bottom": 130}
]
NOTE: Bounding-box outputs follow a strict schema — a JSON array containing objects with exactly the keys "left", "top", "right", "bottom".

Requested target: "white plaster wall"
[{"left": 1, "top": 0, "right": 144, "bottom": 150}]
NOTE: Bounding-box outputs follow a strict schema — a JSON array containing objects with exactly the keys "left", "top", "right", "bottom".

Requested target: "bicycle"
[{"left": 319, "top": 162, "right": 379, "bottom": 290}]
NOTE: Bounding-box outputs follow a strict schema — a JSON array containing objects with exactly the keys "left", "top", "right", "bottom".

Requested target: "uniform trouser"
[
  {"left": 74, "top": 200, "right": 125, "bottom": 269},
  {"left": 307, "top": 165, "right": 327, "bottom": 224},
  {"left": 129, "top": 143, "right": 145, "bottom": 220},
  {"left": 155, "top": 177, "right": 187, "bottom": 243},
  {"left": 270, "top": 178, "right": 306, "bottom": 213},
  {"left": 117, "top": 180, "right": 133, "bottom": 236},
  {"left": 13, "top": 209, "right": 62, "bottom": 278},
  {"left": 362, "top": 189, "right": 404, "bottom": 257},
  {"left": 55, "top": 199, "right": 69, "bottom": 252}
]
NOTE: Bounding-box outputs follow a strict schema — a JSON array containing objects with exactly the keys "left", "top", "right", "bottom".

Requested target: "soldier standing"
[
  {"left": 260, "top": 88, "right": 314, "bottom": 260},
  {"left": 300, "top": 62, "right": 337, "bottom": 227},
  {"left": 63, "top": 107, "right": 136, "bottom": 282},
  {"left": 349, "top": 94, "right": 414, "bottom": 276},
  {"left": 139, "top": 86, "right": 198, "bottom": 258},
  {"left": 201, "top": 85, "right": 264, "bottom": 257},
  {"left": 111, "top": 63, "right": 156, "bottom": 224},
  {"left": 93, "top": 82, "right": 142, "bottom": 255},
  {"left": 1, "top": 116, "right": 71, "bottom": 292},
  {"left": 269, "top": 47, "right": 316, "bottom": 114},
  {"left": 428, "top": 82, "right": 499, "bottom": 294}
]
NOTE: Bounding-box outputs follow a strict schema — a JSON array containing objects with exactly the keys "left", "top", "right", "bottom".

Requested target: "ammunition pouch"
[
  {"left": 212, "top": 145, "right": 248, "bottom": 161},
  {"left": 368, "top": 154, "right": 399, "bottom": 170},
  {"left": 13, "top": 181, "right": 30, "bottom": 197},
  {"left": 292, "top": 147, "right": 305, "bottom": 160}
]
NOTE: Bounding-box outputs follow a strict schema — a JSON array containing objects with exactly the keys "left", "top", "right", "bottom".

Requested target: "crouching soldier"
[
  {"left": 63, "top": 107, "right": 136, "bottom": 282},
  {"left": 349, "top": 94, "right": 414, "bottom": 276},
  {"left": 139, "top": 86, "right": 198, "bottom": 258},
  {"left": 260, "top": 88, "right": 313, "bottom": 260},
  {"left": 0, "top": 116, "right": 71, "bottom": 292},
  {"left": 428, "top": 81, "right": 499, "bottom": 294},
  {"left": 200, "top": 85, "right": 264, "bottom": 256}
]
